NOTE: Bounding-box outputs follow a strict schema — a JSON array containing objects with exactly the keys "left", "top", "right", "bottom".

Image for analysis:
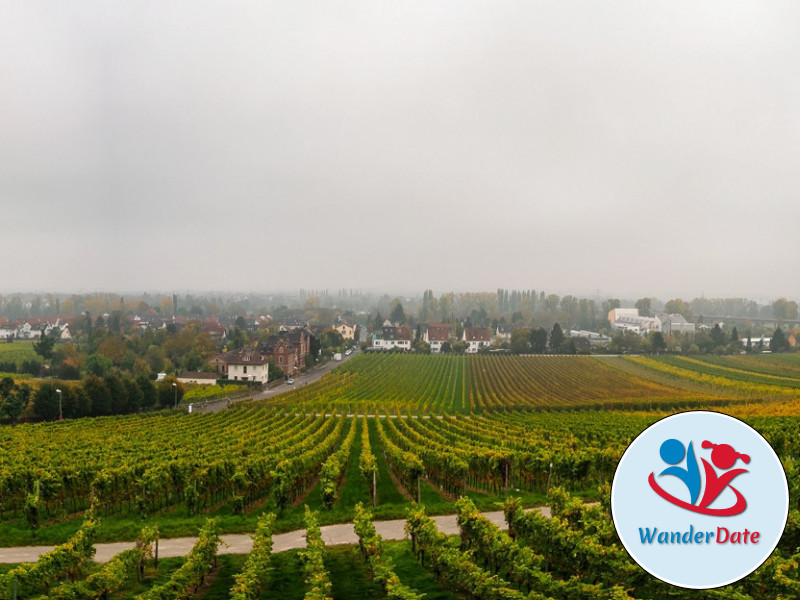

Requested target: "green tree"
[
  {"left": 543, "top": 294, "right": 561, "bottom": 313},
  {"left": 84, "top": 375, "right": 112, "bottom": 416},
  {"left": 157, "top": 376, "right": 184, "bottom": 408},
  {"left": 230, "top": 327, "right": 246, "bottom": 350},
  {"left": 549, "top": 323, "right": 564, "bottom": 353},
  {"left": 123, "top": 375, "right": 144, "bottom": 413},
  {"left": 530, "top": 328, "right": 548, "bottom": 353},
  {"left": 510, "top": 329, "right": 530, "bottom": 354},
  {"left": 390, "top": 300, "right": 406, "bottom": 325},
  {"left": 84, "top": 353, "right": 113, "bottom": 377},
  {"left": 137, "top": 374, "right": 158, "bottom": 409},
  {"left": 105, "top": 373, "right": 129, "bottom": 414},
  {"left": 664, "top": 299, "right": 693, "bottom": 321},
  {"left": 602, "top": 298, "right": 621, "bottom": 319},
  {"left": 772, "top": 298, "right": 799, "bottom": 323},
  {"left": 2, "top": 382, "right": 29, "bottom": 422},
  {"left": 33, "top": 330, "right": 58, "bottom": 366},
  {"left": 771, "top": 327, "right": 789, "bottom": 352},
  {"left": 650, "top": 331, "right": 666, "bottom": 354},
  {"left": 635, "top": 297, "right": 653, "bottom": 317},
  {"left": 710, "top": 324, "right": 728, "bottom": 348},
  {"left": 63, "top": 385, "right": 92, "bottom": 418},
  {"left": 0, "top": 376, "right": 14, "bottom": 400},
  {"left": 320, "top": 329, "right": 345, "bottom": 355},
  {"left": 33, "top": 382, "right": 60, "bottom": 421},
  {"left": 268, "top": 361, "right": 285, "bottom": 381}
]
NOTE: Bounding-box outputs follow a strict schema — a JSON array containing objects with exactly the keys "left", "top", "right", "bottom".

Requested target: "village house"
[
  {"left": 225, "top": 346, "right": 270, "bottom": 384},
  {"left": 463, "top": 327, "right": 491, "bottom": 353},
  {"left": 333, "top": 320, "right": 357, "bottom": 340},
  {"left": 177, "top": 372, "right": 218, "bottom": 386},
  {"left": 423, "top": 324, "right": 452, "bottom": 353},
  {"left": 209, "top": 353, "right": 229, "bottom": 376},
  {"left": 259, "top": 336, "right": 299, "bottom": 376},
  {"left": 372, "top": 324, "right": 413, "bottom": 351},
  {"left": 494, "top": 323, "right": 515, "bottom": 344},
  {"left": 201, "top": 318, "right": 228, "bottom": 343}
]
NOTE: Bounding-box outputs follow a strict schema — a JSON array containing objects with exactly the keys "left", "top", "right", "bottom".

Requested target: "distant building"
[
  {"left": 608, "top": 308, "right": 640, "bottom": 324},
  {"left": 259, "top": 336, "right": 299, "bottom": 376},
  {"left": 226, "top": 347, "right": 270, "bottom": 384},
  {"left": 201, "top": 318, "right": 228, "bottom": 343},
  {"left": 209, "top": 353, "right": 229, "bottom": 376},
  {"left": 494, "top": 324, "right": 516, "bottom": 343},
  {"left": 372, "top": 325, "right": 413, "bottom": 350},
  {"left": 569, "top": 330, "right": 612, "bottom": 347},
  {"left": 463, "top": 327, "right": 491, "bottom": 353},
  {"left": 178, "top": 372, "right": 218, "bottom": 386},
  {"left": 333, "top": 320, "right": 357, "bottom": 341},
  {"left": 257, "top": 328, "right": 312, "bottom": 375},
  {"left": 658, "top": 313, "right": 695, "bottom": 335},
  {"left": 423, "top": 324, "right": 452, "bottom": 353},
  {"left": 609, "top": 309, "right": 660, "bottom": 336}
]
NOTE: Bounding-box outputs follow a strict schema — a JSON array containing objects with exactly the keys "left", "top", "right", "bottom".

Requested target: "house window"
[{"left": 243, "top": 366, "right": 247, "bottom": 374}]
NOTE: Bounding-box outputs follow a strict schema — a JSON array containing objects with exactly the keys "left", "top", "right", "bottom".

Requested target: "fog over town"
[{"left": 2, "top": 2, "right": 800, "bottom": 299}]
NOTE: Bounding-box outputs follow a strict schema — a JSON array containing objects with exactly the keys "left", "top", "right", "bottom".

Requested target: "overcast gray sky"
[{"left": 2, "top": 2, "right": 799, "bottom": 300}]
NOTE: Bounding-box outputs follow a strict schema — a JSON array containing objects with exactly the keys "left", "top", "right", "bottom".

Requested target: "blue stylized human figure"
[{"left": 659, "top": 439, "right": 701, "bottom": 505}]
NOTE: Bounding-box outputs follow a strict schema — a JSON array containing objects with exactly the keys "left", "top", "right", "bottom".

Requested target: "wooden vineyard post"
[
  {"left": 372, "top": 469, "right": 376, "bottom": 507},
  {"left": 547, "top": 462, "right": 553, "bottom": 492}
]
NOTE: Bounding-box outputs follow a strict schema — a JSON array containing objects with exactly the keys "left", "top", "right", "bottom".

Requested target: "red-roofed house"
[
  {"left": 423, "top": 324, "right": 452, "bottom": 353},
  {"left": 463, "top": 327, "right": 491, "bottom": 353}
]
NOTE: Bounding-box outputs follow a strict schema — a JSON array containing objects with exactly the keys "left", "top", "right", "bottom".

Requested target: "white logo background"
[{"left": 611, "top": 411, "right": 789, "bottom": 589}]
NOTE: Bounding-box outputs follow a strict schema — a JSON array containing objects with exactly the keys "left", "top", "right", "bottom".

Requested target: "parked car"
[{"left": 287, "top": 378, "right": 295, "bottom": 384}]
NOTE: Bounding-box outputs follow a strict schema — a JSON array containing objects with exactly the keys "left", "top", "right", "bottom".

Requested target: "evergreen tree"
[
  {"left": 550, "top": 323, "right": 564, "bottom": 353},
  {"left": 771, "top": 327, "right": 788, "bottom": 352}
]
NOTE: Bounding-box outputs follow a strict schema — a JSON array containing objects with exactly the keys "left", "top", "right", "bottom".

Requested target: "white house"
[
  {"left": 463, "top": 327, "right": 491, "bottom": 353},
  {"left": 0, "top": 323, "right": 13, "bottom": 339},
  {"left": 609, "top": 309, "right": 660, "bottom": 336},
  {"left": 491, "top": 324, "right": 512, "bottom": 343},
  {"left": 372, "top": 325, "right": 413, "bottom": 350},
  {"left": 423, "top": 324, "right": 452, "bottom": 353},
  {"left": 226, "top": 347, "right": 270, "bottom": 384},
  {"left": 15, "top": 322, "right": 42, "bottom": 339},
  {"left": 178, "top": 372, "right": 219, "bottom": 386}
]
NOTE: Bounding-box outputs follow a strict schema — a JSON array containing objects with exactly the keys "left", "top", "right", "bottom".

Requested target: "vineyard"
[
  {"left": 0, "top": 342, "right": 37, "bottom": 366},
  {"left": 623, "top": 354, "right": 800, "bottom": 399},
  {"left": 269, "top": 354, "right": 732, "bottom": 413},
  {"left": 0, "top": 353, "right": 799, "bottom": 598}
]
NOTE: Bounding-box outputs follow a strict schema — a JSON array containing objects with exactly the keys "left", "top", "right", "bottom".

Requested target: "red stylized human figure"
[{"left": 698, "top": 441, "right": 750, "bottom": 509}]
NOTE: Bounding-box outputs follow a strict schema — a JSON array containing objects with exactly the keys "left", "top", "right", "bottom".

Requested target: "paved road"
[
  {"left": 194, "top": 349, "right": 361, "bottom": 414},
  {"left": 0, "top": 506, "right": 551, "bottom": 564}
]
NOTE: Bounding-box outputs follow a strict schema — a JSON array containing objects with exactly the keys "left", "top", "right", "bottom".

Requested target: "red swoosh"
[{"left": 648, "top": 472, "right": 747, "bottom": 516}]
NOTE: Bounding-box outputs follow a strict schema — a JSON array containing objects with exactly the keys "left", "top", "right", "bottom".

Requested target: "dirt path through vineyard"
[{"left": 0, "top": 506, "right": 553, "bottom": 564}]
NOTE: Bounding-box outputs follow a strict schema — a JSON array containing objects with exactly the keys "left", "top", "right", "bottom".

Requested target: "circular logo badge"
[{"left": 611, "top": 411, "right": 788, "bottom": 589}]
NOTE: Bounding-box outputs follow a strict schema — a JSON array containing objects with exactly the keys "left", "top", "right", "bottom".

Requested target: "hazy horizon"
[{"left": 3, "top": 2, "right": 799, "bottom": 300}]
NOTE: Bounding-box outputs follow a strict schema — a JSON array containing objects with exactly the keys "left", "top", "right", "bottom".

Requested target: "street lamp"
[
  {"left": 172, "top": 382, "right": 178, "bottom": 409},
  {"left": 56, "top": 388, "right": 62, "bottom": 421}
]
